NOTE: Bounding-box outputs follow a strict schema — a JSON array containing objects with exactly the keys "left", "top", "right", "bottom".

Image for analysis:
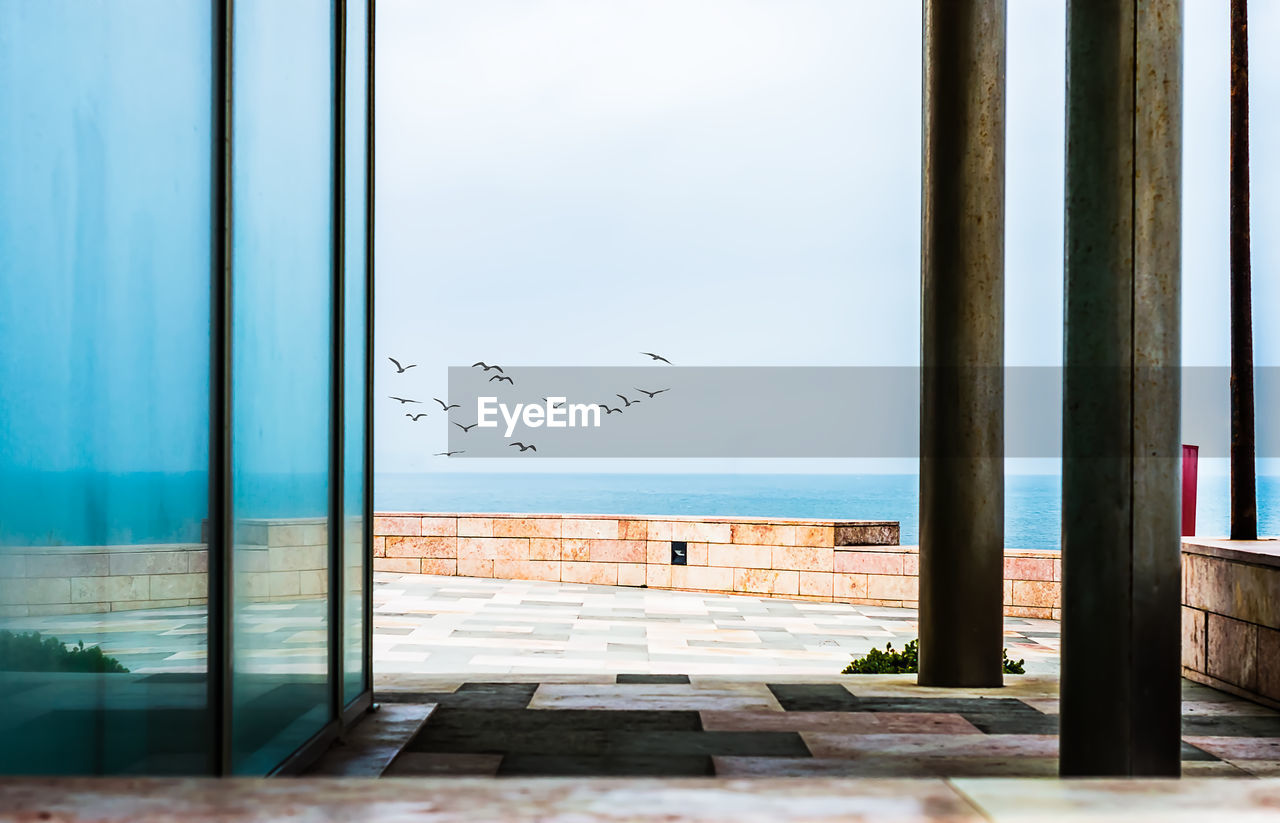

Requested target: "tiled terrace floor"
[
  {"left": 7, "top": 575, "right": 1280, "bottom": 819},
  {"left": 368, "top": 574, "right": 1280, "bottom": 781},
  {"left": 0, "top": 572, "right": 1060, "bottom": 676},
  {"left": 373, "top": 572, "right": 1061, "bottom": 676},
  {"left": 373, "top": 676, "right": 1280, "bottom": 779}
]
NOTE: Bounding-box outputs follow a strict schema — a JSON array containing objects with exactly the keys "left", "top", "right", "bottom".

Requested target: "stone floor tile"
[
  {"left": 409, "top": 725, "right": 610, "bottom": 756},
  {"left": 952, "top": 777, "right": 1280, "bottom": 822},
  {"left": 498, "top": 754, "right": 715, "bottom": 777},
  {"left": 606, "top": 731, "right": 811, "bottom": 758},
  {"left": 527, "top": 684, "right": 782, "bottom": 712},
  {"left": 1181, "top": 760, "right": 1251, "bottom": 776},
  {"left": 841, "top": 675, "right": 1062, "bottom": 701},
  {"left": 424, "top": 707, "right": 703, "bottom": 733},
  {"left": 1224, "top": 759, "right": 1280, "bottom": 776},
  {"left": 1183, "top": 736, "right": 1280, "bottom": 761},
  {"left": 802, "top": 733, "right": 1058, "bottom": 759},
  {"left": 767, "top": 683, "right": 862, "bottom": 711},
  {"left": 306, "top": 703, "right": 436, "bottom": 776},
  {"left": 617, "top": 674, "right": 692, "bottom": 684},
  {"left": 382, "top": 752, "right": 503, "bottom": 776},
  {"left": 962, "top": 712, "right": 1060, "bottom": 735},
  {"left": 715, "top": 756, "right": 1060, "bottom": 778},
  {"left": 700, "top": 711, "right": 980, "bottom": 735},
  {"left": 376, "top": 682, "right": 537, "bottom": 709},
  {"left": 1182, "top": 715, "right": 1280, "bottom": 738},
  {"left": 1018, "top": 698, "right": 1059, "bottom": 715},
  {"left": 1182, "top": 700, "right": 1280, "bottom": 717}
]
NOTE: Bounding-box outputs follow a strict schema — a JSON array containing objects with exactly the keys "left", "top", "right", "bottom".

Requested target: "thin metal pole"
[
  {"left": 1229, "top": 0, "right": 1257, "bottom": 542},
  {"left": 918, "top": 0, "right": 1007, "bottom": 688},
  {"left": 1060, "top": 0, "right": 1183, "bottom": 777}
]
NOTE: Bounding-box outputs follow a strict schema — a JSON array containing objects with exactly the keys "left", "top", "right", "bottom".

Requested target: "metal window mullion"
[
  {"left": 363, "top": 0, "right": 376, "bottom": 702},
  {"left": 328, "top": 0, "right": 347, "bottom": 729},
  {"left": 208, "top": 0, "right": 235, "bottom": 778}
]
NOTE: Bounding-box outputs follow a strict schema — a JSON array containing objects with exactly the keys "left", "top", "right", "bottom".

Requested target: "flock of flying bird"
[{"left": 386, "top": 353, "right": 674, "bottom": 457}]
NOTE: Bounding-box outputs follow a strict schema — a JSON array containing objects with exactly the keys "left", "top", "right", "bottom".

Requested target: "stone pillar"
[
  {"left": 1060, "top": 0, "right": 1183, "bottom": 776},
  {"left": 918, "top": 0, "right": 1007, "bottom": 688}
]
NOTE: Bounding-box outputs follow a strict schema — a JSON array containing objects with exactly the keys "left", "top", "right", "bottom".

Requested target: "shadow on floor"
[{"left": 370, "top": 676, "right": 1280, "bottom": 778}]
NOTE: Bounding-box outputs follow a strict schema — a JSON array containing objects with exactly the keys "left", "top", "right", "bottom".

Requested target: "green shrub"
[
  {"left": 0, "top": 630, "right": 129, "bottom": 673},
  {"left": 842, "top": 639, "right": 920, "bottom": 674},
  {"left": 842, "top": 639, "right": 1024, "bottom": 675}
]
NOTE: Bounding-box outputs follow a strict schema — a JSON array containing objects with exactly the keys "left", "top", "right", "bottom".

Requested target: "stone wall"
[
  {"left": 371, "top": 512, "right": 1062, "bottom": 617},
  {"left": 230, "top": 517, "right": 331, "bottom": 604},
  {"left": 823, "top": 543, "right": 1061, "bottom": 619},
  {"left": 0, "top": 543, "right": 209, "bottom": 617},
  {"left": 2, "top": 510, "right": 1068, "bottom": 619},
  {"left": 0, "top": 517, "right": 339, "bottom": 618},
  {"left": 1182, "top": 538, "right": 1280, "bottom": 708}
]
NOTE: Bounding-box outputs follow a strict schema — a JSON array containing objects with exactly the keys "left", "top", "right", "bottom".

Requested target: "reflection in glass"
[
  {"left": 230, "top": 0, "right": 335, "bottom": 775},
  {"left": 0, "top": 2, "right": 213, "bottom": 775}
]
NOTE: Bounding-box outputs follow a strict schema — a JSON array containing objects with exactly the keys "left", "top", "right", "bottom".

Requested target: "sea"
[
  {"left": 376, "top": 472, "right": 1280, "bottom": 552},
  {"left": 2, "top": 471, "right": 1275, "bottom": 550}
]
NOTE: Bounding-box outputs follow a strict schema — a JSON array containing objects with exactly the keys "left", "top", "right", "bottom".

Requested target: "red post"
[{"left": 1182, "top": 444, "right": 1199, "bottom": 536}]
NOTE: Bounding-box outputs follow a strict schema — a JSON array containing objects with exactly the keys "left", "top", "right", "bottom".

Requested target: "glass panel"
[
  {"left": 343, "top": 0, "right": 370, "bottom": 707},
  {"left": 230, "top": 0, "right": 334, "bottom": 775},
  {"left": 0, "top": 2, "right": 213, "bottom": 775}
]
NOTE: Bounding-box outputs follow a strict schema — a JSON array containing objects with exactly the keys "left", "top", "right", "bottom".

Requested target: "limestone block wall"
[
  {"left": 0, "top": 544, "right": 208, "bottom": 617},
  {"left": 1182, "top": 538, "right": 1280, "bottom": 708},
  {"left": 828, "top": 544, "right": 1061, "bottom": 619},
  {"left": 372, "top": 512, "right": 895, "bottom": 596},
  {"left": 371, "top": 512, "right": 1062, "bottom": 617},
  {"left": 0, "top": 517, "right": 342, "bottom": 617},
  {"left": 231, "top": 517, "right": 331, "bottom": 602}
]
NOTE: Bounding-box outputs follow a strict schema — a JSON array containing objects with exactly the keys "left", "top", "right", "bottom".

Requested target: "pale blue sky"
[{"left": 375, "top": 0, "right": 1279, "bottom": 475}]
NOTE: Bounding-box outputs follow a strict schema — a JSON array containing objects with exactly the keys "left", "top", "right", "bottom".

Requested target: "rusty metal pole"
[
  {"left": 918, "top": 0, "right": 1006, "bottom": 688},
  {"left": 1230, "top": 0, "right": 1258, "bottom": 542},
  {"left": 1060, "top": 0, "right": 1183, "bottom": 776}
]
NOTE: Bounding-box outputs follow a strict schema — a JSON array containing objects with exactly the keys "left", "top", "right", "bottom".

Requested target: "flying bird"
[
  {"left": 640, "top": 352, "right": 672, "bottom": 364},
  {"left": 601, "top": 406, "right": 622, "bottom": 415},
  {"left": 405, "top": 413, "right": 428, "bottom": 421},
  {"left": 635, "top": 388, "right": 669, "bottom": 398},
  {"left": 616, "top": 394, "right": 641, "bottom": 407},
  {"left": 489, "top": 374, "right": 514, "bottom": 385},
  {"left": 434, "top": 398, "right": 460, "bottom": 411},
  {"left": 509, "top": 442, "right": 537, "bottom": 452},
  {"left": 388, "top": 357, "right": 417, "bottom": 373},
  {"left": 471, "top": 362, "right": 504, "bottom": 373},
  {"left": 434, "top": 450, "right": 465, "bottom": 457},
  {"left": 389, "top": 396, "right": 421, "bottom": 404},
  {"left": 453, "top": 422, "right": 479, "bottom": 432},
  {"left": 541, "top": 397, "right": 566, "bottom": 408}
]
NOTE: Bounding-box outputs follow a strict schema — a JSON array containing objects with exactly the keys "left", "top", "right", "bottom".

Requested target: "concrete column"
[
  {"left": 1060, "top": 0, "right": 1183, "bottom": 776},
  {"left": 918, "top": 0, "right": 1006, "bottom": 688}
]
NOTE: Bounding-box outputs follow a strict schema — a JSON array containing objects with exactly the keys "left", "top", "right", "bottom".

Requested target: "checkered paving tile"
[{"left": 373, "top": 573, "right": 1060, "bottom": 676}]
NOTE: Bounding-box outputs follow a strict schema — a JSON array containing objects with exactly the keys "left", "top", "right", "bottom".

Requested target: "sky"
[{"left": 374, "top": 0, "right": 1280, "bottom": 476}]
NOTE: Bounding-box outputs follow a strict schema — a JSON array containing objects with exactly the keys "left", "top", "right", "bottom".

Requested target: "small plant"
[
  {"left": 842, "top": 639, "right": 1024, "bottom": 675},
  {"left": 0, "top": 630, "right": 130, "bottom": 673},
  {"left": 842, "top": 639, "right": 919, "bottom": 674}
]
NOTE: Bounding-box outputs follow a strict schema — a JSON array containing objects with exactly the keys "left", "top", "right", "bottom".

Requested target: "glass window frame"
[{"left": 208, "top": 0, "right": 374, "bottom": 777}]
